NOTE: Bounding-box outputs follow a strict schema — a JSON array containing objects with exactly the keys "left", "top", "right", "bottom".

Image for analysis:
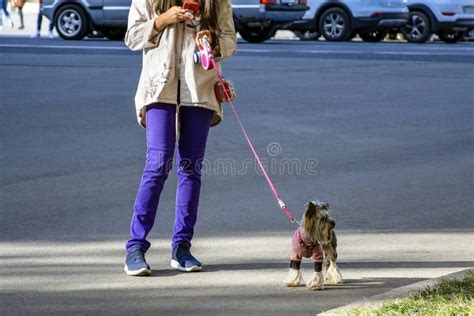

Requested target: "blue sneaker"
[
  {"left": 171, "top": 241, "right": 202, "bottom": 272},
  {"left": 124, "top": 246, "right": 151, "bottom": 276}
]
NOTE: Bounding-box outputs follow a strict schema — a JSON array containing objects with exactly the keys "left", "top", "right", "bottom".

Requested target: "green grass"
[{"left": 346, "top": 271, "right": 474, "bottom": 316}]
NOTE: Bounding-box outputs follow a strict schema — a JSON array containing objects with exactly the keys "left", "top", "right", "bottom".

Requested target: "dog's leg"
[
  {"left": 323, "top": 232, "right": 343, "bottom": 285},
  {"left": 306, "top": 261, "right": 324, "bottom": 291},
  {"left": 283, "top": 260, "right": 303, "bottom": 287},
  {"left": 325, "top": 260, "right": 343, "bottom": 285},
  {"left": 322, "top": 252, "right": 330, "bottom": 275}
]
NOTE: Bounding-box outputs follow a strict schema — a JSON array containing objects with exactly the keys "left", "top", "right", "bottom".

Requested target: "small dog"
[{"left": 283, "top": 200, "right": 342, "bottom": 290}]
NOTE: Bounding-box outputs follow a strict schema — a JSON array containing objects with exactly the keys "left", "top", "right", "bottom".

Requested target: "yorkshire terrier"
[{"left": 283, "top": 200, "right": 342, "bottom": 290}]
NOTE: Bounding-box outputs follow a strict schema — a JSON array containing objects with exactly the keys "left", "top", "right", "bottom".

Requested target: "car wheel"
[
  {"left": 358, "top": 30, "right": 387, "bottom": 42},
  {"left": 437, "top": 31, "right": 465, "bottom": 44},
  {"left": 55, "top": 4, "right": 89, "bottom": 40},
  {"left": 401, "top": 11, "right": 431, "bottom": 43},
  {"left": 239, "top": 26, "right": 275, "bottom": 43},
  {"left": 319, "top": 7, "right": 352, "bottom": 41},
  {"left": 102, "top": 28, "right": 126, "bottom": 41},
  {"left": 293, "top": 30, "right": 320, "bottom": 41}
]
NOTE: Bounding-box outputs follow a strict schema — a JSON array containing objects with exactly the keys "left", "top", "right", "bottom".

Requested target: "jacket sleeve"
[
  {"left": 215, "top": 0, "right": 237, "bottom": 60},
  {"left": 124, "top": 0, "right": 162, "bottom": 51}
]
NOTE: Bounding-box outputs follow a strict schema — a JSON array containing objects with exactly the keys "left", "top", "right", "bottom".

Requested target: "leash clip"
[{"left": 291, "top": 218, "right": 302, "bottom": 227}]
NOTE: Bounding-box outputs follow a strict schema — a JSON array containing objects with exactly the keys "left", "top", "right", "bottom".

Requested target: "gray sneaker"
[
  {"left": 171, "top": 241, "right": 202, "bottom": 272},
  {"left": 124, "top": 246, "right": 151, "bottom": 276}
]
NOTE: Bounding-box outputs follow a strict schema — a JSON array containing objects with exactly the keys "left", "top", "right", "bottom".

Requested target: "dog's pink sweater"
[{"left": 291, "top": 227, "right": 323, "bottom": 262}]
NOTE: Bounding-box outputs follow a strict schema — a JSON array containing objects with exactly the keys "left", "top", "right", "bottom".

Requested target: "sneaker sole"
[
  {"left": 123, "top": 265, "right": 151, "bottom": 276},
  {"left": 171, "top": 259, "right": 202, "bottom": 272}
]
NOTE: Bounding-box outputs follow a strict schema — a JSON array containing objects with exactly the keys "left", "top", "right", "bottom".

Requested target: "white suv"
[
  {"left": 400, "top": 0, "right": 474, "bottom": 43},
  {"left": 288, "top": 0, "right": 409, "bottom": 42}
]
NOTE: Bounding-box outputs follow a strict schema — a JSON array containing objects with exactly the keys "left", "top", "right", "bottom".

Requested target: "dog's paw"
[
  {"left": 306, "top": 272, "right": 324, "bottom": 291},
  {"left": 283, "top": 268, "right": 303, "bottom": 287},
  {"left": 324, "top": 263, "right": 343, "bottom": 285}
]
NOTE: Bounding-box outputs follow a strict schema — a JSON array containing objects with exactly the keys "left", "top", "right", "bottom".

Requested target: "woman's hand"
[
  {"left": 154, "top": 6, "right": 190, "bottom": 31},
  {"left": 196, "top": 30, "right": 212, "bottom": 49}
]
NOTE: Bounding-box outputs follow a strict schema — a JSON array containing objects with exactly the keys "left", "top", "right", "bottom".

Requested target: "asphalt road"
[{"left": 1, "top": 37, "right": 473, "bottom": 315}]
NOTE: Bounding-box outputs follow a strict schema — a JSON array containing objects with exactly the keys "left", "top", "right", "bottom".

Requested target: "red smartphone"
[{"left": 183, "top": 1, "right": 200, "bottom": 16}]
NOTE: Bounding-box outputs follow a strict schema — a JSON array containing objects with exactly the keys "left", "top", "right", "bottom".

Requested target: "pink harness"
[
  {"left": 292, "top": 227, "right": 323, "bottom": 262},
  {"left": 296, "top": 228, "right": 319, "bottom": 253}
]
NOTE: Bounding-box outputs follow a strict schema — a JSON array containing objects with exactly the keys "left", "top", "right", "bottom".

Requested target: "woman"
[
  {"left": 1, "top": 0, "right": 14, "bottom": 29},
  {"left": 123, "top": 0, "right": 236, "bottom": 276},
  {"left": 31, "top": 0, "right": 54, "bottom": 38}
]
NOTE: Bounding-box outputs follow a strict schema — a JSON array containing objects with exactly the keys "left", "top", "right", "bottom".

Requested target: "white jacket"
[{"left": 124, "top": 0, "right": 237, "bottom": 128}]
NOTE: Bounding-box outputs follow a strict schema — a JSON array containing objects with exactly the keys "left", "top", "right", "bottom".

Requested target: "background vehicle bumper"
[
  {"left": 264, "top": 4, "right": 308, "bottom": 12},
  {"left": 285, "top": 18, "right": 316, "bottom": 31},
  {"left": 261, "top": 4, "right": 308, "bottom": 23},
  {"left": 353, "top": 13, "right": 408, "bottom": 30},
  {"left": 234, "top": 4, "right": 308, "bottom": 30},
  {"left": 437, "top": 19, "right": 474, "bottom": 32}
]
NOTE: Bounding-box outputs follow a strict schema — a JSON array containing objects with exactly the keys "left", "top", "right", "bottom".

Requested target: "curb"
[{"left": 318, "top": 268, "right": 474, "bottom": 315}]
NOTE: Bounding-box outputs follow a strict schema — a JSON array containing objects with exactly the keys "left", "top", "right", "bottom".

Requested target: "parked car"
[
  {"left": 233, "top": 0, "right": 309, "bottom": 43},
  {"left": 399, "top": 0, "right": 474, "bottom": 43},
  {"left": 41, "top": 0, "right": 129, "bottom": 40},
  {"left": 288, "top": 0, "right": 409, "bottom": 42},
  {"left": 41, "top": 0, "right": 309, "bottom": 41}
]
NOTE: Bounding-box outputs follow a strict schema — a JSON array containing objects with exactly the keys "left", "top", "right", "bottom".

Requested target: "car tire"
[
  {"left": 55, "top": 4, "right": 89, "bottom": 40},
  {"left": 102, "top": 28, "right": 126, "bottom": 41},
  {"left": 401, "top": 11, "right": 432, "bottom": 43},
  {"left": 358, "top": 30, "right": 387, "bottom": 42},
  {"left": 319, "top": 7, "right": 352, "bottom": 42},
  {"left": 293, "top": 30, "right": 320, "bottom": 41},
  {"left": 437, "top": 31, "right": 465, "bottom": 44},
  {"left": 239, "top": 26, "right": 275, "bottom": 43}
]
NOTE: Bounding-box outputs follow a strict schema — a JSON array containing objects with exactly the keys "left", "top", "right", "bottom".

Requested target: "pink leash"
[{"left": 208, "top": 57, "right": 300, "bottom": 226}]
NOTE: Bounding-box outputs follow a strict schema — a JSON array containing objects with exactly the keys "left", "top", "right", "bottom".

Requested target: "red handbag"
[{"left": 214, "top": 79, "right": 236, "bottom": 103}]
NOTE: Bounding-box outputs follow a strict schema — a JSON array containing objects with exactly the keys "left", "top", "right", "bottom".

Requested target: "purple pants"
[{"left": 126, "top": 103, "right": 214, "bottom": 253}]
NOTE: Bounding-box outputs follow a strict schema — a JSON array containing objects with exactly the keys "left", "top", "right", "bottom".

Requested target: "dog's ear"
[
  {"left": 305, "top": 201, "right": 317, "bottom": 215},
  {"left": 304, "top": 201, "right": 317, "bottom": 226},
  {"left": 324, "top": 218, "right": 336, "bottom": 243},
  {"left": 322, "top": 202, "right": 330, "bottom": 210}
]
